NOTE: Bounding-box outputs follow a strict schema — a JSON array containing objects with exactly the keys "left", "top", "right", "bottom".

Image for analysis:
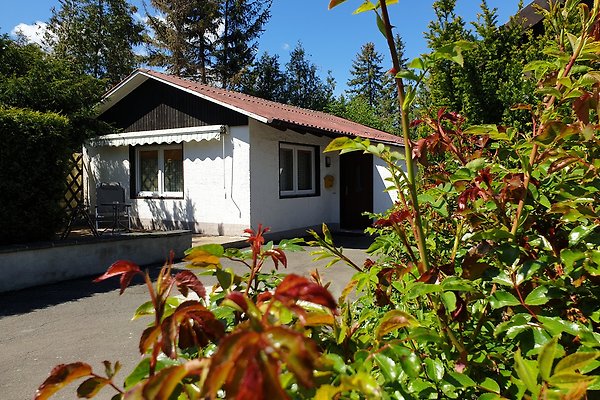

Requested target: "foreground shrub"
[{"left": 35, "top": 1, "right": 600, "bottom": 399}]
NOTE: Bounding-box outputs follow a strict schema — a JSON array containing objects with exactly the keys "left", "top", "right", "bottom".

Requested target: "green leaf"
[
  {"left": 561, "top": 249, "right": 586, "bottom": 270},
  {"left": 402, "top": 281, "right": 443, "bottom": 299},
  {"left": 489, "top": 291, "right": 520, "bottom": 310},
  {"left": 547, "top": 372, "right": 596, "bottom": 388},
  {"left": 407, "top": 57, "right": 426, "bottom": 70},
  {"left": 375, "top": 11, "right": 387, "bottom": 38},
  {"left": 464, "top": 124, "right": 509, "bottom": 141},
  {"left": 568, "top": 224, "right": 596, "bottom": 246},
  {"left": 353, "top": 1, "right": 377, "bottom": 14},
  {"left": 132, "top": 301, "right": 155, "bottom": 320},
  {"left": 441, "top": 291, "right": 457, "bottom": 313},
  {"left": 124, "top": 357, "right": 179, "bottom": 390},
  {"left": 479, "top": 377, "right": 500, "bottom": 394},
  {"left": 538, "top": 336, "right": 558, "bottom": 381},
  {"left": 324, "top": 136, "right": 355, "bottom": 153},
  {"left": 514, "top": 349, "right": 539, "bottom": 397},
  {"left": 395, "top": 69, "right": 419, "bottom": 81},
  {"left": 450, "top": 168, "right": 475, "bottom": 182},
  {"left": 424, "top": 358, "right": 445, "bottom": 382},
  {"left": 554, "top": 352, "right": 600, "bottom": 375},
  {"left": 215, "top": 268, "right": 235, "bottom": 290},
  {"left": 376, "top": 310, "right": 419, "bottom": 339},
  {"left": 524, "top": 286, "right": 550, "bottom": 306},
  {"left": 446, "top": 371, "right": 477, "bottom": 387},
  {"left": 373, "top": 353, "right": 398, "bottom": 382},
  {"left": 538, "top": 316, "right": 584, "bottom": 337}
]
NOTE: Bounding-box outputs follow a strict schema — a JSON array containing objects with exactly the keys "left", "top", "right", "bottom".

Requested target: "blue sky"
[{"left": 1, "top": 1, "right": 523, "bottom": 93}]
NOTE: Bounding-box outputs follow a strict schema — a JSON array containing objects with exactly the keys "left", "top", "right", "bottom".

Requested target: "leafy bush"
[
  {"left": 0, "top": 35, "right": 108, "bottom": 244},
  {"left": 35, "top": 1, "right": 600, "bottom": 399},
  {"left": 0, "top": 107, "right": 71, "bottom": 243}
]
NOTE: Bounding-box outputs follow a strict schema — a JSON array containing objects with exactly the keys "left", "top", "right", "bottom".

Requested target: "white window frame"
[
  {"left": 136, "top": 145, "right": 184, "bottom": 198},
  {"left": 279, "top": 143, "right": 317, "bottom": 197}
]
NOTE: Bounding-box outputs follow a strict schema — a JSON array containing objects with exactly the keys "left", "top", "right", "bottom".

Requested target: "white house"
[{"left": 85, "top": 69, "right": 404, "bottom": 237}]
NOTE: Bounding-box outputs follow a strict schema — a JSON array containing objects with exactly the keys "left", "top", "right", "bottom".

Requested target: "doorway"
[{"left": 340, "top": 152, "right": 373, "bottom": 230}]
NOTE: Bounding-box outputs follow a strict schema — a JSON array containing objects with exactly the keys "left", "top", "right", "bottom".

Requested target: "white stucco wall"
[
  {"left": 373, "top": 147, "right": 405, "bottom": 214},
  {"left": 248, "top": 120, "right": 340, "bottom": 235},
  {"left": 85, "top": 127, "right": 251, "bottom": 236}
]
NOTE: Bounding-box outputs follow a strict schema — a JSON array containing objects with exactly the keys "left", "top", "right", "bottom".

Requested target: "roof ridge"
[{"left": 136, "top": 68, "right": 403, "bottom": 144}]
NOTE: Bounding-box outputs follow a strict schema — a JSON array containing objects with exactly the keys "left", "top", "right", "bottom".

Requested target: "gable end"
[{"left": 99, "top": 79, "right": 248, "bottom": 132}]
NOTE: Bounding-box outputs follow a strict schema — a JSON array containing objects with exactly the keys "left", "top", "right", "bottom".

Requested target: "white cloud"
[
  {"left": 11, "top": 21, "right": 50, "bottom": 49},
  {"left": 282, "top": 43, "right": 290, "bottom": 51}
]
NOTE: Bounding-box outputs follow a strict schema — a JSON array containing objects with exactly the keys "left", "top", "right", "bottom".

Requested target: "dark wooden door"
[{"left": 340, "top": 152, "right": 373, "bottom": 230}]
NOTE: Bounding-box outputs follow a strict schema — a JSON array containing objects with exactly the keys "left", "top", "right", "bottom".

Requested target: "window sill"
[
  {"left": 134, "top": 194, "right": 184, "bottom": 200},
  {"left": 279, "top": 193, "right": 320, "bottom": 199}
]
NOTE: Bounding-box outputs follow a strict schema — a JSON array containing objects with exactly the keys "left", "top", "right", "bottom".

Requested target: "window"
[
  {"left": 136, "top": 145, "right": 183, "bottom": 197},
  {"left": 279, "top": 143, "right": 318, "bottom": 197}
]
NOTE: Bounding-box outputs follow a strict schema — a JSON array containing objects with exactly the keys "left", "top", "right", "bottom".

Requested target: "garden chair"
[{"left": 95, "top": 182, "right": 131, "bottom": 234}]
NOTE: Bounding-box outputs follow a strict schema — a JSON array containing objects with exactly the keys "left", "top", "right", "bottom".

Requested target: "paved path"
[{"left": 0, "top": 234, "right": 371, "bottom": 400}]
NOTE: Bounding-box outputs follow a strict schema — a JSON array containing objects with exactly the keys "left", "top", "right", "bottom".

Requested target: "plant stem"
[
  {"left": 379, "top": 2, "right": 430, "bottom": 274},
  {"left": 510, "top": 20, "right": 588, "bottom": 238}
]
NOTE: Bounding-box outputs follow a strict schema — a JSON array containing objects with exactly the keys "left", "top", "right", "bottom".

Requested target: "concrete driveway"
[{"left": 0, "top": 233, "right": 372, "bottom": 400}]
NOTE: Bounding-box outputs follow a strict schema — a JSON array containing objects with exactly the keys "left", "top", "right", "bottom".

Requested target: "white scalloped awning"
[{"left": 88, "top": 125, "right": 227, "bottom": 147}]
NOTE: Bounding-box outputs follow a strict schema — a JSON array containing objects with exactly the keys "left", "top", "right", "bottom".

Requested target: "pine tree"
[
  {"left": 347, "top": 42, "right": 384, "bottom": 107},
  {"left": 422, "top": 0, "right": 537, "bottom": 127},
  {"left": 237, "top": 51, "right": 285, "bottom": 102},
  {"left": 146, "top": 0, "right": 219, "bottom": 82},
  {"left": 213, "top": 0, "right": 272, "bottom": 89},
  {"left": 423, "top": 0, "right": 473, "bottom": 115},
  {"left": 283, "top": 43, "right": 334, "bottom": 111},
  {"left": 46, "top": 0, "right": 144, "bottom": 86}
]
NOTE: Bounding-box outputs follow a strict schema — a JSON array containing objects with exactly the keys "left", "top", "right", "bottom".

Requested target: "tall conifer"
[
  {"left": 347, "top": 42, "right": 384, "bottom": 107},
  {"left": 46, "top": 0, "right": 144, "bottom": 86}
]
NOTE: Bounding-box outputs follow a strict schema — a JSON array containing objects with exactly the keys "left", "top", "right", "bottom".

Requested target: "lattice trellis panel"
[{"left": 63, "top": 153, "right": 84, "bottom": 210}]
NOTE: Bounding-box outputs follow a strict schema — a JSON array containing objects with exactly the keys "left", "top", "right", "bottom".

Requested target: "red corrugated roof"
[{"left": 132, "top": 69, "right": 403, "bottom": 145}]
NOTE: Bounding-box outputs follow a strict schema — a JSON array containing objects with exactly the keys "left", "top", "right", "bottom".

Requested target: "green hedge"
[{"left": 0, "top": 107, "right": 72, "bottom": 244}]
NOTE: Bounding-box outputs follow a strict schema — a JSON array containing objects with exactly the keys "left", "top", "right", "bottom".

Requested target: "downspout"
[{"left": 221, "top": 126, "right": 242, "bottom": 218}]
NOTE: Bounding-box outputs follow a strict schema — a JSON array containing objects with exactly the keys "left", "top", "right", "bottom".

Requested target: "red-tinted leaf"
[
  {"left": 174, "top": 270, "right": 206, "bottom": 299},
  {"left": 225, "top": 291, "right": 249, "bottom": 312},
  {"left": 412, "top": 137, "right": 429, "bottom": 165},
  {"left": 236, "top": 356, "right": 264, "bottom": 400},
  {"left": 203, "top": 331, "right": 262, "bottom": 398},
  {"left": 264, "top": 248, "right": 287, "bottom": 270},
  {"left": 136, "top": 359, "right": 205, "bottom": 400},
  {"left": 34, "top": 362, "right": 93, "bottom": 400},
  {"left": 245, "top": 224, "right": 270, "bottom": 256},
  {"left": 450, "top": 293, "right": 468, "bottom": 322},
  {"left": 76, "top": 377, "right": 109, "bottom": 398},
  {"left": 328, "top": 0, "right": 347, "bottom": 9},
  {"left": 256, "top": 291, "right": 273, "bottom": 306},
  {"left": 548, "top": 156, "right": 580, "bottom": 175},
  {"left": 139, "top": 325, "right": 161, "bottom": 355},
  {"left": 93, "top": 260, "right": 142, "bottom": 295},
  {"left": 161, "top": 301, "right": 223, "bottom": 358},
  {"left": 410, "top": 119, "right": 424, "bottom": 128},
  {"left": 475, "top": 168, "right": 493, "bottom": 187},
  {"left": 374, "top": 209, "right": 411, "bottom": 227},
  {"left": 417, "top": 267, "right": 439, "bottom": 284},
  {"left": 274, "top": 274, "right": 337, "bottom": 312},
  {"left": 573, "top": 93, "right": 592, "bottom": 124}
]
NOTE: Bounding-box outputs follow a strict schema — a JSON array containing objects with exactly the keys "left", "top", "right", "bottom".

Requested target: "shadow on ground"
[{"left": 0, "top": 233, "right": 373, "bottom": 318}]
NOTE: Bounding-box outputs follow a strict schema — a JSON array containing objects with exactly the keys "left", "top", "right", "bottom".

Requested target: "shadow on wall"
[
  {"left": 135, "top": 193, "right": 199, "bottom": 233},
  {"left": 85, "top": 153, "right": 130, "bottom": 209}
]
